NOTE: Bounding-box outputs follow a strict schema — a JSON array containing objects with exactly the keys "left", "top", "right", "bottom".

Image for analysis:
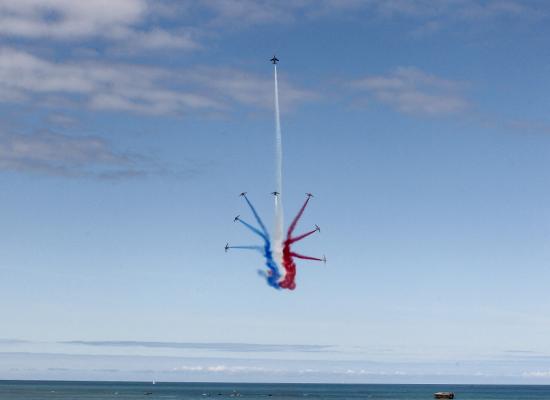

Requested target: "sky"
[{"left": 2, "top": 0, "right": 550, "bottom": 384}]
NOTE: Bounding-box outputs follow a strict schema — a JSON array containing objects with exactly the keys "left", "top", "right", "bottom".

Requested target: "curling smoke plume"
[
  {"left": 229, "top": 194, "right": 281, "bottom": 289},
  {"left": 279, "top": 196, "right": 322, "bottom": 290}
]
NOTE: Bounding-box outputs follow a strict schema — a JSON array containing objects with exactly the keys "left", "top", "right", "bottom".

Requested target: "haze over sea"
[
  {"left": 4, "top": 0, "right": 550, "bottom": 389},
  {"left": 2, "top": 382, "right": 550, "bottom": 400}
]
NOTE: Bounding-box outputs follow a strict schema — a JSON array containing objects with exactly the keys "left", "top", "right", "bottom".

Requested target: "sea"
[{"left": 1, "top": 381, "right": 550, "bottom": 400}]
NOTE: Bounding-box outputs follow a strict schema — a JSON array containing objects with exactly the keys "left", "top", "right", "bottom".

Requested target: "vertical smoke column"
[{"left": 273, "top": 62, "right": 284, "bottom": 270}]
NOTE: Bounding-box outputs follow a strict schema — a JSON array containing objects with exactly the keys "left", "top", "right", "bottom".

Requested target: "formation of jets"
[
  {"left": 240, "top": 191, "right": 314, "bottom": 197},
  {"left": 226, "top": 56, "right": 327, "bottom": 269},
  {"left": 227, "top": 192, "right": 324, "bottom": 261}
]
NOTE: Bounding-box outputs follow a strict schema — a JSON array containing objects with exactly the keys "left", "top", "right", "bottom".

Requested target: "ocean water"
[{"left": 0, "top": 381, "right": 549, "bottom": 400}]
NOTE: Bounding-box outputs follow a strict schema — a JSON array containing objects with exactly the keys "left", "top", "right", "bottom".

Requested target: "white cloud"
[
  {"left": 350, "top": 66, "right": 468, "bottom": 116},
  {"left": 130, "top": 29, "right": 199, "bottom": 50},
  {"left": 341, "top": 368, "right": 407, "bottom": 376},
  {"left": 522, "top": 370, "right": 550, "bottom": 378},
  {"left": 0, "top": 0, "right": 145, "bottom": 39},
  {"left": 369, "top": 0, "right": 546, "bottom": 37},
  {"left": 172, "top": 365, "right": 205, "bottom": 372},
  {"left": 0, "top": 0, "right": 544, "bottom": 50},
  {"left": 200, "top": 0, "right": 300, "bottom": 25},
  {"left": 0, "top": 46, "right": 217, "bottom": 115},
  {"left": 187, "top": 67, "right": 316, "bottom": 111},
  {"left": 0, "top": 129, "right": 134, "bottom": 177},
  {"left": 0, "top": 0, "right": 199, "bottom": 50},
  {"left": 356, "top": 0, "right": 541, "bottom": 20},
  {"left": 62, "top": 340, "right": 332, "bottom": 352},
  {"left": 197, "top": 0, "right": 545, "bottom": 28},
  {"left": 454, "top": 0, "right": 538, "bottom": 20},
  {"left": 0, "top": 123, "right": 179, "bottom": 178},
  {"left": 171, "top": 365, "right": 270, "bottom": 373},
  {"left": 0, "top": 47, "right": 313, "bottom": 116}
]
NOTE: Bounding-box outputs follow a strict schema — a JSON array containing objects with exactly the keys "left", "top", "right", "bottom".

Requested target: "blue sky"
[{"left": 2, "top": 0, "right": 550, "bottom": 384}]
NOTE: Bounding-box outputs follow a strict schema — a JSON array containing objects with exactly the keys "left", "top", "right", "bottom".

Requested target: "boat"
[{"left": 434, "top": 392, "right": 454, "bottom": 399}]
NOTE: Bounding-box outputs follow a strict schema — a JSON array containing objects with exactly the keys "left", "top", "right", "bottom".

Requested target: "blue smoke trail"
[
  {"left": 243, "top": 195, "right": 269, "bottom": 236},
  {"left": 237, "top": 219, "right": 265, "bottom": 239},
  {"left": 230, "top": 195, "right": 281, "bottom": 289},
  {"left": 229, "top": 245, "right": 263, "bottom": 252},
  {"left": 235, "top": 218, "right": 280, "bottom": 289}
]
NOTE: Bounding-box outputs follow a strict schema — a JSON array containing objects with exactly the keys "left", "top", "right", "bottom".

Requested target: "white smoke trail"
[{"left": 273, "top": 64, "right": 284, "bottom": 271}]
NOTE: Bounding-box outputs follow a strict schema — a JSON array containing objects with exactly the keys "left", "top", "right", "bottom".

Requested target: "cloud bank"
[
  {"left": 0, "top": 0, "right": 198, "bottom": 50},
  {"left": 62, "top": 340, "right": 333, "bottom": 353},
  {"left": 350, "top": 67, "right": 469, "bottom": 116},
  {"left": 0, "top": 47, "right": 313, "bottom": 116}
]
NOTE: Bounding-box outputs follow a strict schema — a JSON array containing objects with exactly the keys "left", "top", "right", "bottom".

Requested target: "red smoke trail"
[
  {"left": 288, "top": 229, "right": 317, "bottom": 244},
  {"left": 279, "top": 197, "right": 322, "bottom": 290},
  {"left": 287, "top": 196, "right": 310, "bottom": 236},
  {"left": 290, "top": 252, "right": 322, "bottom": 261}
]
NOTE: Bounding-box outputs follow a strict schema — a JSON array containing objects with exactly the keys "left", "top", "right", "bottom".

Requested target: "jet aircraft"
[{"left": 270, "top": 55, "right": 279, "bottom": 64}]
